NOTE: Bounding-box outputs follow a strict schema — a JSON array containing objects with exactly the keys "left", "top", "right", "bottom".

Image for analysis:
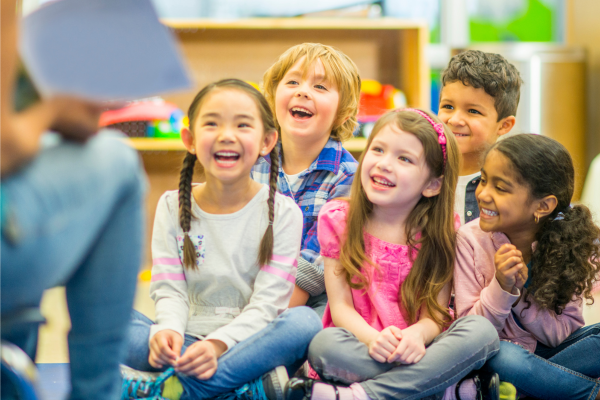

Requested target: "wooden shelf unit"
[
  {"left": 161, "top": 17, "right": 430, "bottom": 117},
  {"left": 136, "top": 18, "right": 430, "bottom": 268},
  {"left": 128, "top": 137, "right": 368, "bottom": 153}
]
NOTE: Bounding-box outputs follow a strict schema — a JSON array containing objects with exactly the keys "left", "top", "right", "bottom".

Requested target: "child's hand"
[
  {"left": 387, "top": 327, "right": 426, "bottom": 364},
  {"left": 149, "top": 330, "right": 183, "bottom": 369},
  {"left": 175, "top": 339, "right": 226, "bottom": 380},
  {"left": 514, "top": 264, "right": 529, "bottom": 290},
  {"left": 368, "top": 326, "right": 403, "bottom": 363},
  {"left": 494, "top": 244, "right": 525, "bottom": 293}
]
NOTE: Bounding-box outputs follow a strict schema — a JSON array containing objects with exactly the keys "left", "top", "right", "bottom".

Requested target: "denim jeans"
[
  {"left": 308, "top": 315, "right": 500, "bottom": 400},
  {"left": 1, "top": 131, "right": 146, "bottom": 400},
  {"left": 483, "top": 323, "right": 600, "bottom": 400},
  {"left": 124, "top": 307, "right": 322, "bottom": 400}
]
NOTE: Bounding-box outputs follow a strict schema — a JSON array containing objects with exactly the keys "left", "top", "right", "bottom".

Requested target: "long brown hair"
[
  {"left": 339, "top": 109, "right": 460, "bottom": 328},
  {"left": 179, "top": 79, "right": 279, "bottom": 270}
]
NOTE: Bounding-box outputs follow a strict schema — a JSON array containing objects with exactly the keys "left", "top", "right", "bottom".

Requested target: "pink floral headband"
[{"left": 396, "top": 108, "right": 447, "bottom": 168}]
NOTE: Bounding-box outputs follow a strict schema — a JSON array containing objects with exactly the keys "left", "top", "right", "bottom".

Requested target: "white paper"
[{"left": 19, "top": 0, "right": 192, "bottom": 101}]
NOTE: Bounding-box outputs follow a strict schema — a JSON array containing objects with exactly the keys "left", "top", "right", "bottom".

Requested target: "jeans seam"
[
  {"left": 588, "top": 381, "right": 600, "bottom": 400},
  {"left": 530, "top": 351, "right": 600, "bottom": 383},
  {"left": 547, "top": 333, "right": 596, "bottom": 359}
]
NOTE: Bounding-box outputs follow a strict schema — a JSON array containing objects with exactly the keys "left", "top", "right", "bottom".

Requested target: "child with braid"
[
  {"left": 253, "top": 43, "right": 361, "bottom": 315},
  {"left": 120, "top": 79, "right": 322, "bottom": 400}
]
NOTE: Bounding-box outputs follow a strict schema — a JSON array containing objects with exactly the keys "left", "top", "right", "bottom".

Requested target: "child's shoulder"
[
  {"left": 339, "top": 146, "right": 359, "bottom": 170},
  {"left": 157, "top": 189, "right": 180, "bottom": 210},
  {"left": 457, "top": 219, "right": 510, "bottom": 253},
  {"left": 319, "top": 198, "right": 350, "bottom": 220},
  {"left": 457, "top": 219, "right": 487, "bottom": 244},
  {"left": 273, "top": 190, "right": 303, "bottom": 220},
  {"left": 317, "top": 139, "right": 358, "bottom": 174}
]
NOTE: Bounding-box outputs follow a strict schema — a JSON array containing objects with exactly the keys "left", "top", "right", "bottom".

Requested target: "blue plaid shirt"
[{"left": 251, "top": 138, "right": 358, "bottom": 264}]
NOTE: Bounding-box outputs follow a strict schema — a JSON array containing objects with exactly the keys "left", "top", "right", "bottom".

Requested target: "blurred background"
[{"left": 20, "top": 0, "right": 600, "bottom": 373}]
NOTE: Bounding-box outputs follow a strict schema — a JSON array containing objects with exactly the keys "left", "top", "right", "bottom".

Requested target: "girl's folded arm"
[
  {"left": 454, "top": 232, "right": 518, "bottom": 332},
  {"left": 149, "top": 193, "right": 190, "bottom": 340},
  {"left": 406, "top": 280, "right": 453, "bottom": 345},
  {"left": 325, "top": 256, "right": 379, "bottom": 345},
  {"left": 512, "top": 290, "right": 585, "bottom": 347},
  {"left": 205, "top": 200, "right": 304, "bottom": 351}
]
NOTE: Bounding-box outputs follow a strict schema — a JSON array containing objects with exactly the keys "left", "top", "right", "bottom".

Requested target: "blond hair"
[
  {"left": 262, "top": 43, "right": 361, "bottom": 142},
  {"left": 339, "top": 109, "right": 460, "bottom": 328}
]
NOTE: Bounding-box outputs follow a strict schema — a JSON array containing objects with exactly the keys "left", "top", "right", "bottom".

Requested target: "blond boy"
[{"left": 252, "top": 43, "right": 361, "bottom": 314}]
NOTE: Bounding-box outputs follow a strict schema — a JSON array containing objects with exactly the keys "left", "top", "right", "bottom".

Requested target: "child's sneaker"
[
  {"left": 498, "top": 382, "right": 517, "bottom": 400},
  {"left": 120, "top": 365, "right": 182, "bottom": 400},
  {"left": 215, "top": 366, "right": 289, "bottom": 400},
  {"left": 261, "top": 366, "right": 289, "bottom": 400}
]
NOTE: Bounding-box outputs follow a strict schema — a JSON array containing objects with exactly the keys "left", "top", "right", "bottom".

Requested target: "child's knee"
[{"left": 283, "top": 306, "right": 322, "bottom": 338}]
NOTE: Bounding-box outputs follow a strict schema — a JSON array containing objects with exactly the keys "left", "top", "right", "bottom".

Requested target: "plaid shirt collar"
[{"left": 258, "top": 137, "right": 345, "bottom": 175}]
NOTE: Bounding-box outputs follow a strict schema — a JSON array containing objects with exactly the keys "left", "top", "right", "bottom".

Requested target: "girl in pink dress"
[{"left": 285, "top": 109, "right": 502, "bottom": 400}]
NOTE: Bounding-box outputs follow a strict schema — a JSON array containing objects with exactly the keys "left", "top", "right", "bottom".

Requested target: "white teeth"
[
  {"left": 481, "top": 208, "right": 498, "bottom": 216},
  {"left": 291, "top": 107, "right": 313, "bottom": 115},
  {"left": 215, "top": 151, "right": 238, "bottom": 157},
  {"left": 372, "top": 176, "right": 394, "bottom": 187}
]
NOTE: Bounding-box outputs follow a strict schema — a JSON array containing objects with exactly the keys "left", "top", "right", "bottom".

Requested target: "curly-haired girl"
[{"left": 454, "top": 133, "right": 600, "bottom": 400}]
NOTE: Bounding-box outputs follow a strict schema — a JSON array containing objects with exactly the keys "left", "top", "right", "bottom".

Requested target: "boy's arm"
[
  {"left": 294, "top": 164, "right": 356, "bottom": 295},
  {"left": 295, "top": 257, "right": 325, "bottom": 296},
  {"left": 512, "top": 290, "right": 584, "bottom": 347}
]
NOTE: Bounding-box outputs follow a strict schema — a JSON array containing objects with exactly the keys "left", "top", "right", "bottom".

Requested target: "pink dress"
[{"left": 317, "top": 200, "right": 417, "bottom": 331}]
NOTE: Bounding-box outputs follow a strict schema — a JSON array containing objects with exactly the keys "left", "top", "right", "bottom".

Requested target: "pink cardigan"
[{"left": 453, "top": 220, "right": 585, "bottom": 352}]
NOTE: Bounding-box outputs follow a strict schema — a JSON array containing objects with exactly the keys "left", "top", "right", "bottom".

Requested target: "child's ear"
[
  {"left": 535, "top": 195, "right": 558, "bottom": 220},
  {"left": 422, "top": 176, "right": 443, "bottom": 198},
  {"left": 497, "top": 116, "right": 516, "bottom": 137},
  {"left": 261, "top": 129, "right": 279, "bottom": 156},
  {"left": 181, "top": 127, "right": 195, "bottom": 153}
]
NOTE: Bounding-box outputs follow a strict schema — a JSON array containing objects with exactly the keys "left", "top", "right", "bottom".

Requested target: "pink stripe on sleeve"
[
  {"left": 151, "top": 273, "right": 186, "bottom": 282},
  {"left": 153, "top": 258, "right": 182, "bottom": 265},
  {"left": 271, "top": 255, "right": 298, "bottom": 268},
  {"left": 261, "top": 265, "right": 295, "bottom": 284}
]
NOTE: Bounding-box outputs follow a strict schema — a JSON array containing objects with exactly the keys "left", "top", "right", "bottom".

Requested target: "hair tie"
[
  {"left": 553, "top": 212, "right": 565, "bottom": 222},
  {"left": 396, "top": 108, "right": 447, "bottom": 168}
]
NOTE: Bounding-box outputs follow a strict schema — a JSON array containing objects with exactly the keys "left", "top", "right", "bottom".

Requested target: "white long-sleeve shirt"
[{"left": 149, "top": 185, "right": 303, "bottom": 351}]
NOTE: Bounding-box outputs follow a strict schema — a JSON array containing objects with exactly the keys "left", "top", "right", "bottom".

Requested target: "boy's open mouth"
[
  {"left": 214, "top": 151, "right": 240, "bottom": 165},
  {"left": 290, "top": 106, "right": 313, "bottom": 119},
  {"left": 372, "top": 176, "right": 395, "bottom": 188}
]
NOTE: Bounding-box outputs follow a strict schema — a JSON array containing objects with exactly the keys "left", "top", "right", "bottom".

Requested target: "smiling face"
[
  {"left": 187, "top": 89, "right": 273, "bottom": 184},
  {"left": 438, "top": 81, "right": 512, "bottom": 162},
  {"left": 360, "top": 123, "right": 438, "bottom": 213},
  {"left": 274, "top": 57, "right": 340, "bottom": 145},
  {"left": 476, "top": 149, "right": 538, "bottom": 235}
]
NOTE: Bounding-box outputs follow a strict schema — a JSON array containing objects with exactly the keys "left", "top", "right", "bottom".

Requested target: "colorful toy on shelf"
[
  {"left": 99, "top": 98, "right": 187, "bottom": 138},
  {"left": 357, "top": 79, "right": 407, "bottom": 137}
]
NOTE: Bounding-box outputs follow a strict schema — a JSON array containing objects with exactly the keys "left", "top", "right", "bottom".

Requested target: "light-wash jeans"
[
  {"left": 124, "top": 307, "right": 322, "bottom": 400},
  {"left": 308, "top": 315, "right": 500, "bottom": 400},
  {"left": 1, "top": 131, "right": 146, "bottom": 400},
  {"left": 483, "top": 323, "right": 600, "bottom": 400}
]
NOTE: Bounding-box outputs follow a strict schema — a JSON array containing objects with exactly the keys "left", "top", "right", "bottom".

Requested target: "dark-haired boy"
[{"left": 438, "top": 50, "right": 523, "bottom": 225}]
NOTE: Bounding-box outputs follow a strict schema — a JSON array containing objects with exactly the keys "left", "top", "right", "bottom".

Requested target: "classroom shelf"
[
  {"left": 159, "top": 18, "right": 430, "bottom": 113},
  {"left": 127, "top": 137, "right": 368, "bottom": 152}
]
